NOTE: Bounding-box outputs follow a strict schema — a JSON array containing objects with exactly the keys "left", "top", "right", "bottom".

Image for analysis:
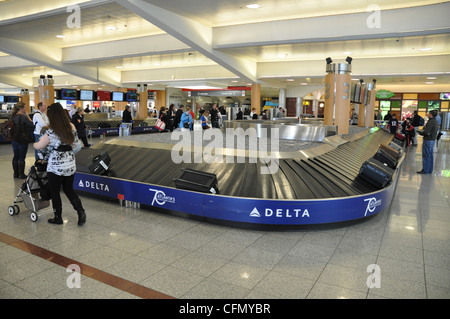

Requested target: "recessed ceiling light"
[
  {"left": 231, "top": 80, "right": 239, "bottom": 83},
  {"left": 425, "top": 82, "right": 434, "bottom": 84},
  {"left": 427, "top": 77, "right": 437, "bottom": 80},
  {"left": 106, "top": 26, "right": 117, "bottom": 30},
  {"left": 343, "top": 51, "right": 352, "bottom": 55},
  {"left": 246, "top": 4, "right": 260, "bottom": 9},
  {"left": 301, "top": 82, "right": 308, "bottom": 85},
  {"left": 56, "top": 35, "right": 65, "bottom": 38},
  {"left": 115, "top": 66, "right": 123, "bottom": 69},
  {"left": 420, "top": 48, "right": 432, "bottom": 51},
  {"left": 286, "top": 79, "right": 295, "bottom": 81}
]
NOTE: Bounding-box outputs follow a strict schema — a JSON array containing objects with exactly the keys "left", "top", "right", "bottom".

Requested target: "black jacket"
[
  {"left": 411, "top": 114, "right": 422, "bottom": 127},
  {"left": 122, "top": 109, "right": 132, "bottom": 123},
  {"left": 174, "top": 109, "right": 183, "bottom": 127},
  {"left": 71, "top": 113, "right": 86, "bottom": 137},
  {"left": 421, "top": 117, "right": 438, "bottom": 140},
  {"left": 12, "top": 114, "right": 34, "bottom": 143}
]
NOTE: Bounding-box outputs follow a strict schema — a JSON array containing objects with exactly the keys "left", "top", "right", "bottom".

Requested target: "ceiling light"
[
  {"left": 343, "top": 51, "right": 352, "bottom": 55},
  {"left": 56, "top": 35, "right": 65, "bottom": 38},
  {"left": 425, "top": 82, "right": 434, "bottom": 84},
  {"left": 115, "top": 66, "right": 123, "bottom": 69},
  {"left": 301, "top": 83, "right": 308, "bottom": 85},
  {"left": 427, "top": 77, "right": 437, "bottom": 80},
  {"left": 106, "top": 26, "right": 117, "bottom": 30},
  {"left": 286, "top": 79, "right": 294, "bottom": 81},
  {"left": 419, "top": 48, "right": 432, "bottom": 51},
  {"left": 246, "top": 4, "right": 260, "bottom": 9}
]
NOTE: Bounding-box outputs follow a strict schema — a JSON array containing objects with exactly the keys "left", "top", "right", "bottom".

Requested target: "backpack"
[
  {"left": 419, "top": 116, "right": 424, "bottom": 126},
  {"left": 0, "top": 119, "right": 14, "bottom": 142}
]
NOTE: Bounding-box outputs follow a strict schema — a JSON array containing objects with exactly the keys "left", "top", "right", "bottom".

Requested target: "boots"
[
  {"left": 48, "top": 211, "right": 63, "bottom": 225},
  {"left": 12, "top": 160, "right": 19, "bottom": 178},
  {"left": 77, "top": 210, "right": 86, "bottom": 226},
  {"left": 18, "top": 161, "right": 27, "bottom": 179},
  {"left": 70, "top": 197, "right": 86, "bottom": 226}
]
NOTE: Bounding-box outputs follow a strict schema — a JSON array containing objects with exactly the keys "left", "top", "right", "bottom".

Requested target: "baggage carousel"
[{"left": 73, "top": 128, "right": 403, "bottom": 229}]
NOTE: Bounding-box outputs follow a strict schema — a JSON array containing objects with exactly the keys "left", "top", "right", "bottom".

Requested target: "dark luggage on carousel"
[
  {"left": 373, "top": 149, "right": 397, "bottom": 169},
  {"left": 97, "top": 121, "right": 111, "bottom": 129},
  {"left": 393, "top": 133, "right": 405, "bottom": 146},
  {"left": 358, "top": 158, "right": 394, "bottom": 188},
  {"left": 378, "top": 144, "right": 400, "bottom": 160},
  {"left": 174, "top": 168, "right": 219, "bottom": 194},
  {"left": 76, "top": 148, "right": 111, "bottom": 175}
]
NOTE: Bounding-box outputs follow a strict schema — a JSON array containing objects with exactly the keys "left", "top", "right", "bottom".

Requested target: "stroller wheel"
[
  {"left": 30, "top": 212, "right": 38, "bottom": 222},
  {"left": 8, "top": 205, "right": 19, "bottom": 216}
]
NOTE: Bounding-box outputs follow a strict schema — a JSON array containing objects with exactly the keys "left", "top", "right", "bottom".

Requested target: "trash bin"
[{"left": 119, "top": 123, "right": 132, "bottom": 136}]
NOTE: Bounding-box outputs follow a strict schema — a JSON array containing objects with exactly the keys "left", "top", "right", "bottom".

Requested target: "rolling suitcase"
[
  {"left": 358, "top": 158, "right": 394, "bottom": 188},
  {"left": 378, "top": 144, "right": 400, "bottom": 159},
  {"left": 373, "top": 149, "right": 397, "bottom": 169},
  {"left": 76, "top": 148, "right": 111, "bottom": 175}
]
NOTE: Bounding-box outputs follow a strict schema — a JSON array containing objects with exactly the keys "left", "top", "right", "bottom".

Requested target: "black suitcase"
[
  {"left": 76, "top": 148, "right": 111, "bottom": 175},
  {"left": 358, "top": 158, "right": 394, "bottom": 188},
  {"left": 174, "top": 168, "right": 219, "bottom": 194},
  {"left": 373, "top": 149, "right": 397, "bottom": 169}
]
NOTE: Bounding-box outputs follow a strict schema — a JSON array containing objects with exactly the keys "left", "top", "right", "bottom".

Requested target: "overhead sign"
[
  {"left": 188, "top": 90, "right": 246, "bottom": 97},
  {"left": 376, "top": 89, "right": 395, "bottom": 99}
]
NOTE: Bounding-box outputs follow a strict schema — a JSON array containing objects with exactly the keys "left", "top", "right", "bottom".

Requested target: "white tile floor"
[{"left": 0, "top": 135, "right": 449, "bottom": 299}]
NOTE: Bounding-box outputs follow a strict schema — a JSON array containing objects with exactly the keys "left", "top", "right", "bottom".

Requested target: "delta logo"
[
  {"left": 78, "top": 180, "right": 110, "bottom": 192},
  {"left": 250, "top": 207, "right": 310, "bottom": 218}
]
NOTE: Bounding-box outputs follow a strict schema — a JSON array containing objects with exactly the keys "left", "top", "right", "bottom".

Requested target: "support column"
[
  {"left": 323, "top": 62, "right": 352, "bottom": 135},
  {"left": 279, "top": 88, "right": 286, "bottom": 110},
  {"left": 358, "top": 82, "right": 367, "bottom": 127},
  {"left": 38, "top": 75, "right": 54, "bottom": 107},
  {"left": 251, "top": 83, "right": 261, "bottom": 114},
  {"left": 20, "top": 89, "right": 30, "bottom": 113},
  {"left": 137, "top": 84, "right": 148, "bottom": 119},
  {"left": 365, "top": 80, "right": 377, "bottom": 128},
  {"left": 296, "top": 97, "right": 302, "bottom": 118},
  {"left": 155, "top": 90, "right": 166, "bottom": 111}
]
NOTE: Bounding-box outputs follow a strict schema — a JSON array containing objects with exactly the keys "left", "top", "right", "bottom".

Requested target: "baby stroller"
[{"left": 8, "top": 160, "right": 52, "bottom": 222}]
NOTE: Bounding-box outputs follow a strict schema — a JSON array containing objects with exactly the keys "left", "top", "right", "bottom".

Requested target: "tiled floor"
[{"left": 0, "top": 134, "right": 449, "bottom": 299}]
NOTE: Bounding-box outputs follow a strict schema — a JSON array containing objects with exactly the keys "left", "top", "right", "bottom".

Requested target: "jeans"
[
  {"left": 422, "top": 139, "right": 435, "bottom": 174},
  {"left": 11, "top": 141, "right": 28, "bottom": 162},
  {"left": 47, "top": 172, "right": 83, "bottom": 215}
]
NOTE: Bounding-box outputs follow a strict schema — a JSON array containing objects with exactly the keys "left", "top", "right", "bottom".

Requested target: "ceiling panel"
[
  {"left": 0, "top": 0, "right": 449, "bottom": 94},
  {"left": 0, "top": 2, "right": 161, "bottom": 47}
]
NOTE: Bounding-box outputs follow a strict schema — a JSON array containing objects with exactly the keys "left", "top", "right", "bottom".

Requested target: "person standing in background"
[
  {"left": 417, "top": 110, "right": 439, "bottom": 175},
  {"left": 411, "top": 110, "right": 423, "bottom": 146},
  {"left": 71, "top": 107, "right": 89, "bottom": 147},
  {"left": 11, "top": 102, "right": 34, "bottom": 179},
  {"left": 387, "top": 113, "right": 399, "bottom": 134},
  {"left": 33, "top": 102, "right": 49, "bottom": 160}
]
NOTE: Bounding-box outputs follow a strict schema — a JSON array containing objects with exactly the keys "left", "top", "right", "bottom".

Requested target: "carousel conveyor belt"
[{"left": 84, "top": 130, "right": 394, "bottom": 200}]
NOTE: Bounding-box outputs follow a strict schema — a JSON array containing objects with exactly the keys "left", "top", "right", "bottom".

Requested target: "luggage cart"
[{"left": 8, "top": 161, "right": 52, "bottom": 222}]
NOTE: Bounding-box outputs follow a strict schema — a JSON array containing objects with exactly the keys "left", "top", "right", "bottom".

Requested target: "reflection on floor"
[{"left": 0, "top": 135, "right": 449, "bottom": 299}]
